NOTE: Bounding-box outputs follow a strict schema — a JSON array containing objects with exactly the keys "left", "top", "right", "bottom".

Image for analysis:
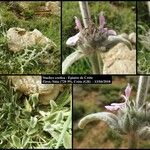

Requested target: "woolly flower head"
[{"left": 66, "top": 11, "right": 132, "bottom": 54}]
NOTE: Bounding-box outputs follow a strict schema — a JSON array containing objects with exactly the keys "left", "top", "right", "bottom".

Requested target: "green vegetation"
[
  {"left": 137, "top": 1, "right": 150, "bottom": 73},
  {"left": 106, "top": 129, "right": 123, "bottom": 149},
  {"left": 62, "top": 1, "right": 136, "bottom": 74},
  {"left": 0, "top": 76, "right": 71, "bottom": 149},
  {"left": 0, "top": 2, "right": 60, "bottom": 74}
]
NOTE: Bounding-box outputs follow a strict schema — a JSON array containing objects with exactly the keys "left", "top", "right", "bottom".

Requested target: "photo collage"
[{"left": 0, "top": 1, "right": 150, "bottom": 149}]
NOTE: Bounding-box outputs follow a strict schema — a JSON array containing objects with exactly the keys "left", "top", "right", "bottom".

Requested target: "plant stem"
[
  {"left": 147, "top": 2, "right": 150, "bottom": 16},
  {"left": 89, "top": 52, "right": 100, "bottom": 74},
  {"left": 97, "top": 51, "right": 103, "bottom": 74},
  {"left": 128, "top": 131, "right": 138, "bottom": 149},
  {"left": 79, "top": 1, "right": 91, "bottom": 28},
  {"left": 136, "top": 76, "right": 150, "bottom": 109},
  {"left": 62, "top": 50, "right": 86, "bottom": 74},
  {"left": 79, "top": 1, "right": 102, "bottom": 74}
]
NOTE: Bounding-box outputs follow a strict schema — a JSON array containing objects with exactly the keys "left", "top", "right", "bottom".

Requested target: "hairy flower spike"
[
  {"left": 66, "top": 12, "right": 132, "bottom": 52},
  {"left": 125, "top": 83, "right": 132, "bottom": 99},
  {"left": 99, "top": 11, "right": 106, "bottom": 28},
  {"left": 105, "top": 83, "right": 132, "bottom": 111},
  {"left": 74, "top": 16, "right": 82, "bottom": 31}
]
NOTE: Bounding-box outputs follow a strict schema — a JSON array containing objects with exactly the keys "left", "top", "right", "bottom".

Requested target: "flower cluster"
[
  {"left": 78, "top": 83, "right": 150, "bottom": 141},
  {"left": 105, "top": 83, "right": 132, "bottom": 111},
  {"left": 66, "top": 12, "right": 132, "bottom": 54}
]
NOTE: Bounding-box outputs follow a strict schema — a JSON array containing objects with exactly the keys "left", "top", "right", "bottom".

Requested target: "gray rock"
[
  {"left": 7, "top": 27, "right": 56, "bottom": 53},
  {"left": 9, "top": 76, "right": 63, "bottom": 105},
  {"left": 101, "top": 43, "right": 136, "bottom": 74},
  {"left": 129, "top": 32, "right": 136, "bottom": 44}
]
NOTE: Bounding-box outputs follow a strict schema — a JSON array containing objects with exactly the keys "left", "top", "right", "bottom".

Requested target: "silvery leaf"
[{"left": 78, "top": 112, "right": 119, "bottom": 129}]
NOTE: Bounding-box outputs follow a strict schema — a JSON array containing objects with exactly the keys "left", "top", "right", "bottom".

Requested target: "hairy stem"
[
  {"left": 89, "top": 52, "right": 100, "bottom": 74},
  {"left": 79, "top": 1, "right": 91, "bottom": 28},
  {"left": 62, "top": 50, "right": 86, "bottom": 74},
  {"left": 136, "top": 76, "right": 150, "bottom": 109},
  {"left": 79, "top": 1, "right": 102, "bottom": 74},
  {"left": 148, "top": 2, "right": 150, "bottom": 16},
  {"left": 97, "top": 51, "right": 103, "bottom": 74}
]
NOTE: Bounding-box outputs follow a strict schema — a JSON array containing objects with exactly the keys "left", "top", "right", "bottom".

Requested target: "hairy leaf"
[{"left": 78, "top": 112, "right": 119, "bottom": 129}]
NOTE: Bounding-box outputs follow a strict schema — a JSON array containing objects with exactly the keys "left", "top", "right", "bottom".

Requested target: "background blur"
[
  {"left": 62, "top": 1, "right": 136, "bottom": 74},
  {"left": 73, "top": 76, "right": 150, "bottom": 149},
  {"left": 137, "top": 1, "right": 150, "bottom": 73}
]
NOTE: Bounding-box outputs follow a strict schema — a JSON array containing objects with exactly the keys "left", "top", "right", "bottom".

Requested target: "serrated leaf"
[
  {"left": 11, "top": 135, "right": 22, "bottom": 148},
  {"left": 63, "top": 131, "right": 71, "bottom": 149},
  {"left": 78, "top": 112, "right": 119, "bottom": 129},
  {"left": 30, "top": 116, "right": 38, "bottom": 128}
]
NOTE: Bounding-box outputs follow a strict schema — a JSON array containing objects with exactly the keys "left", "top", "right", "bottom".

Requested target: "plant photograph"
[
  {"left": 0, "top": 76, "right": 72, "bottom": 149},
  {"left": 73, "top": 76, "right": 150, "bottom": 149},
  {"left": 137, "top": 1, "right": 150, "bottom": 74},
  {"left": 62, "top": 1, "right": 136, "bottom": 74},
  {"left": 0, "top": 1, "right": 60, "bottom": 74}
]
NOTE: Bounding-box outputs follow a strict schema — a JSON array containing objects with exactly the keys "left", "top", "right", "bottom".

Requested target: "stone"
[
  {"left": 7, "top": 27, "right": 55, "bottom": 53},
  {"left": 45, "top": 1, "right": 60, "bottom": 15},
  {"left": 35, "top": 1, "right": 60, "bottom": 16},
  {"left": 9, "top": 76, "right": 63, "bottom": 105},
  {"left": 101, "top": 43, "right": 136, "bottom": 74},
  {"left": 129, "top": 32, "right": 136, "bottom": 44}
]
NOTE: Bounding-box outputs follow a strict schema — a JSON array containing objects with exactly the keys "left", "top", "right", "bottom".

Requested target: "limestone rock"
[
  {"left": 129, "top": 32, "right": 136, "bottom": 44},
  {"left": 45, "top": 1, "right": 60, "bottom": 15},
  {"left": 7, "top": 27, "right": 55, "bottom": 53},
  {"left": 9, "top": 76, "right": 63, "bottom": 105},
  {"left": 101, "top": 43, "right": 136, "bottom": 74},
  {"left": 35, "top": 1, "right": 60, "bottom": 16}
]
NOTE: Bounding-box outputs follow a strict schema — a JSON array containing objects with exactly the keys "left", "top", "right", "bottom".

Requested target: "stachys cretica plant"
[
  {"left": 66, "top": 12, "right": 132, "bottom": 53},
  {"left": 78, "top": 81, "right": 150, "bottom": 148},
  {"left": 63, "top": 8, "right": 132, "bottom": 74}
]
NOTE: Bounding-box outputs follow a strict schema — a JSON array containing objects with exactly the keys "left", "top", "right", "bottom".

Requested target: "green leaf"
[
  {"left": 56, "top": 90, "right": 71, "bottom": 107},
  {"left": 20, "top": 119, "right": 29, "bottom": 129},
  {"left": 11, "top": 135, "right": 22, "bottom": 148},
  {"left": 22, "top": 135, "right": 30, "bottom": 147},
  {"left": 63, "top": 131, "right": 71, "bottom": 149},
  {"left": 29, "top": 93, "right": 39, "bottom": 108},
  {"left": 24, "top": 98, "right": 32, "bottom": 112},
  {"left": 123, "top": 113, "right": 131, "bottom": 132},
  {"left": 30, "top": 116, "right": 38, "bottom": 128},
  {"left": 27, "top": 126, "right": 38, "bottom": 135},
  {"left": 49, "top": 131, "right": 60, "bottom": 141},
  {"left": 50, "top": 100, "right": 57, "bottom": 112},
  {"left": 43, "top": 123, "right": 52, "bottom": 132},
  {"left": 55, "top": 111, "right": 63, "bottom": 124}
]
